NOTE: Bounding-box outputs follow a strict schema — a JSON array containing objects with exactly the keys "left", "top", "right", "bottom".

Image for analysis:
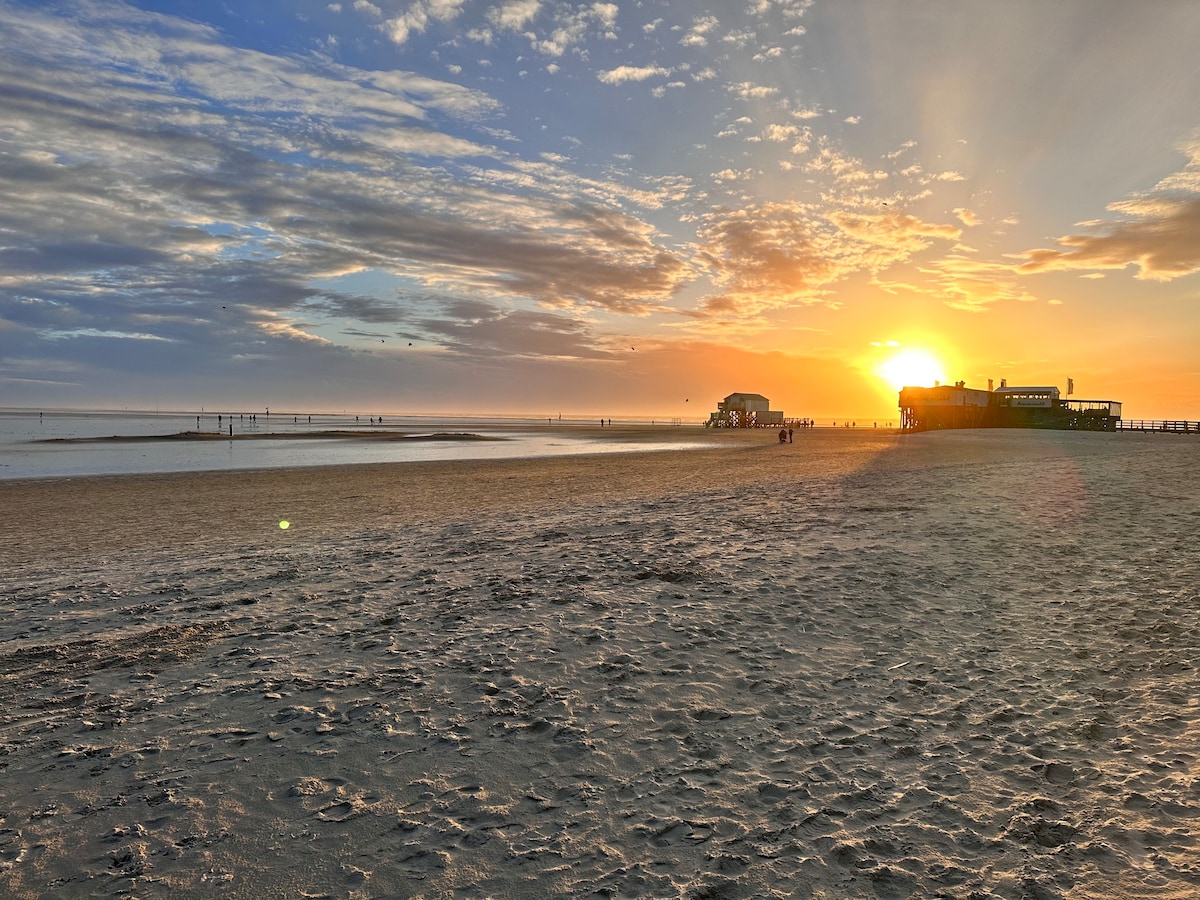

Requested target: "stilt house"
[
  {"left": 899, "top": 383, "right": 1122, "bottom": 431},
  {"left": 707, "top": 392, "right": 784, "bottom": 428}
]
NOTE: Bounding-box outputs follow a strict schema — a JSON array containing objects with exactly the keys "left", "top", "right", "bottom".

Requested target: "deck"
[{"left": 1115, "top": 419, "right": 1200, "bottom": 434}]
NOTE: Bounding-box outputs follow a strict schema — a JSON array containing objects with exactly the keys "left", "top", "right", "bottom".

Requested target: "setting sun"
[{"left": 876, "top": 349, "right": 947, "bottom": 392}]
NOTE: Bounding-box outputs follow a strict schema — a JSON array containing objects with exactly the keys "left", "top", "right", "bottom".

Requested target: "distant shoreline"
[{"left": 33, "top": 429, "right": 506, "bottom": 444}]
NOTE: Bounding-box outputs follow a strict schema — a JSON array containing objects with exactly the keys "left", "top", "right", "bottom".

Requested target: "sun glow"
[{"left": 876, "top": 349, "right": 947, "bottom": 392}]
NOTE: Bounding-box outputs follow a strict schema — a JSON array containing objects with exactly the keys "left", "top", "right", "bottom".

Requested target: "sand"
[{"left": 2, "top": 427, "right": 1199, "bottom": 898}]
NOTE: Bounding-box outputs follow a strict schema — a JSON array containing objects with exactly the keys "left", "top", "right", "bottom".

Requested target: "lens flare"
[{"left": 279, "top": 520, "right": 290, "bottom": 530}]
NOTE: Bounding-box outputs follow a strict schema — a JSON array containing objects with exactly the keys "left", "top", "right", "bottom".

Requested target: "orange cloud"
[
  {"left": 1018, "top": 141, "right": 1200, "bottom": 281},
  {"left": 923, "top": 255, "right": 1039, "bottom": 312},
  {"left": 829, "top": 211, "right": 961, "bottom": 252},
  {"left": 695, "top": 203, "right": 961, "bottom": 314},
  {"left": 1018, "top": 196, "right": 1200, "bottom": 280}
]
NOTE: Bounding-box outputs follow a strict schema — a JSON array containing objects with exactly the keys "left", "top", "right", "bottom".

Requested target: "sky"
[{"left": 3, "top": 0, "right": 1200, "bottom": 421}]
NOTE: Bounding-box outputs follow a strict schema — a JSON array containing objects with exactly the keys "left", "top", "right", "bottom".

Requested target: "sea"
[{"left": 0, "top": 409, "right": 708, "bottom": 480}]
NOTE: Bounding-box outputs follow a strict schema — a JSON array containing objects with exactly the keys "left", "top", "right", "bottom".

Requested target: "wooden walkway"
[{"left": 1116, "top": 419, "right": 1200, "bottom": 434}]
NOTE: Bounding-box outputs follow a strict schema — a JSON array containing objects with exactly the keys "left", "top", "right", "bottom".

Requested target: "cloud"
[
  {"left": 14, "top": 0, "right": 1178, "bottom": 414},
  {"left": 695, "top": 203, "right": 961, "bottom": 315},
  {"left": 521, "top": 3, "right": 619, "bottom": 56},
  {"left": 1018, "top": 197, "right": 1200, "bottom": 280},
  {"left": 764, "top": 123, "right": 801, "bottom": 142},
  {"left": 923, "top": 256, "right": 1039, "bottom": 312},
  {"left": 0, "top": 0, "right": 696, "bottom": 376},
  {"left": 782, "top": 0, "right": 816, "bottom": 18},
  {"left": 728, "top": 82, "right": 778, "bottom": 100},
  {"left": 713, "top": 168, "right": 753, "bottom": 183},
  {"left": 0, "top": 241, "right": 177, "bottom": 275},
  {"left": 1017, "top": 143, "right": 1200, "bottom": 281},
  {"left": 597, "top": 64, "right": 671, "bottom": 85},
  {"left": 722, "top": 28, "right": 755, "bottom": 49},
  {"left": 255, "top": 311, "right": 335, "bottom": 344},
  {"left": 829, "top": 211, "right": 962, "bottom": 251},
  {"left": 698, "top": 204, "right": 838, "bottom": 311},
  {"left": 804, "top": 144, "right": 886, "bottom": 185},
  {"left": 883, "top": 141, "right": 916, "bottom": 160},
  {"left": 680, "top": 15, "right": 719, "bottom": 47},
  {"left": 487, "top": 0, "right": 542, "bottom": 31},
  {"left": 43, "top": 327, "right": 176, "bottom": 342},
  {"left": 591, "top": 3, "right": 619, "bottom": 30},
  {"left": 380, "top": 0, "right": 467, "bottom": 45},
  {"left": 415, "top": 299, "right": 611, "bottom": 360},
  {"left": 954, "top": 208, "right": 980, "bottom": 227},
  {"left": 314, "top": 294, "right": 410, "bottom": 324}
]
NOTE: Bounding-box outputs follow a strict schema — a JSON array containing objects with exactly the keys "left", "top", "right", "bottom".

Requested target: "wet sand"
[
  {"left": 1, "top": 426, "right": 779, "bottom": 566},
  {"left": 2, "top": 428, "right": 1199, "bottom": 898}
]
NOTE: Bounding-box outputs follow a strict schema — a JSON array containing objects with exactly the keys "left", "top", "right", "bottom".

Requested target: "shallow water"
[{"left": 0, "top": 410, "right": 709, "bottom": 479}]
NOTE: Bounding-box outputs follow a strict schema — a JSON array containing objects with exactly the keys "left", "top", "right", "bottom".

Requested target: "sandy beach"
[{"left": 2, "top": 427, "right": 1199, "bottom": 898}]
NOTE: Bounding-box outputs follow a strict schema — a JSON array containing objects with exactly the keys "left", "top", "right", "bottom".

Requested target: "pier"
[{"left": 1116, "top": 419, "right": 1200, "bottom": 434}]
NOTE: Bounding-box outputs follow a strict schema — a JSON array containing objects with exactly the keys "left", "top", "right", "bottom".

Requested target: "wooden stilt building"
[
  {"left": 899, "top": 383, "right": 1123, "bottom": 432},
  {"left": 707, "top": 392, "right": 785, "bottom": 428}
]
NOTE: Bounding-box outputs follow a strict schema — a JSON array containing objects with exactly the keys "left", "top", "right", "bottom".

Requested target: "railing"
[{"left": 1116, "top": 420, "right": 1200, "bottom": 433}]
